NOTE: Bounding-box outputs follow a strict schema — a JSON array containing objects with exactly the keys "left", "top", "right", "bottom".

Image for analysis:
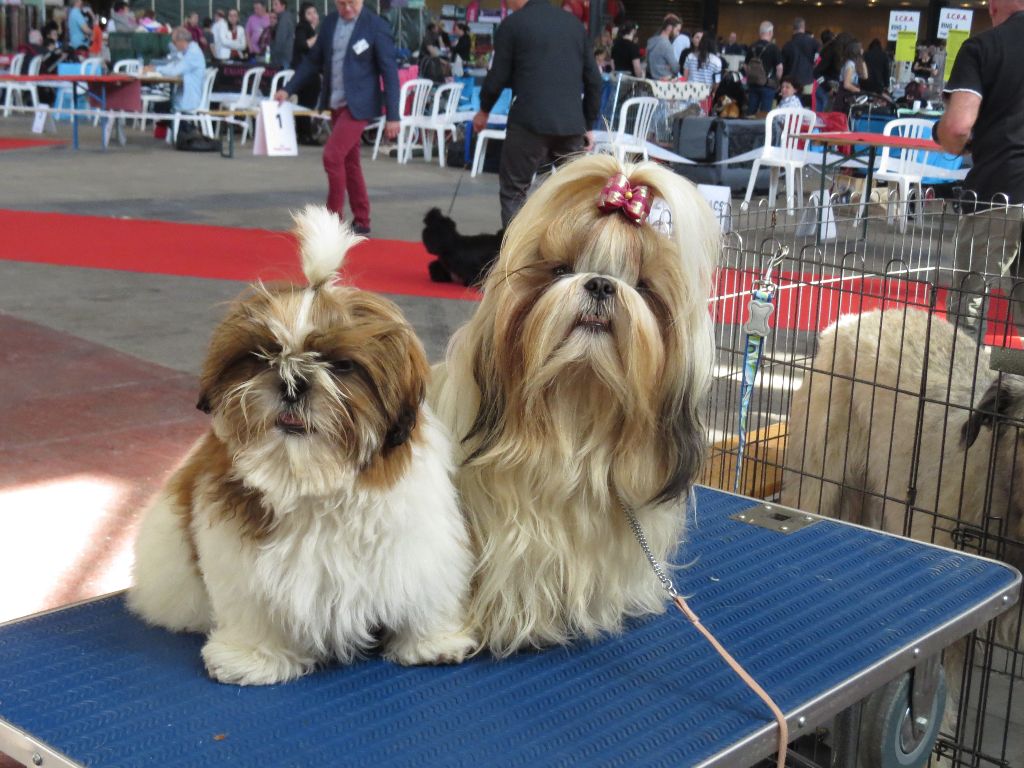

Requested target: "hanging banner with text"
[
  {"left": 938, "top": 8, "right": 973, "bottom": 39},
  {"left": 895, "top": 30, "right": 918, "bottom": 63},
  {"left": 944, "top": 28, "right": 970, "bottom": 79},
  {"left": 888, "top": 10, "right": 921, "bottom": 42}
]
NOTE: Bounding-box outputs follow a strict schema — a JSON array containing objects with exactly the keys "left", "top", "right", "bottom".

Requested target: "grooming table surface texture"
[{"left": 0, "top": 487, "right": 1018, "bottom": 768}]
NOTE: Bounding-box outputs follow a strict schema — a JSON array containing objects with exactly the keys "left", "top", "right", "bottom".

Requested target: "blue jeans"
[{"left": 747, "top": 85, "right": 776, "bottom": 115}]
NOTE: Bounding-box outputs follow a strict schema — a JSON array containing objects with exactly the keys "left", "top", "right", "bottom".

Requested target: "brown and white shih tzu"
[
  {"left": 128, "top": 207, "right": 475, "bottom": 685},
  {"left": 430, "top": 154, "right": 720, "bottom": 656}
]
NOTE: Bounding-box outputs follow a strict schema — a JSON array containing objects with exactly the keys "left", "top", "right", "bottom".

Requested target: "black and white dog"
[{"left": 421, "top": 208, "right": 502, "bottom": 288}]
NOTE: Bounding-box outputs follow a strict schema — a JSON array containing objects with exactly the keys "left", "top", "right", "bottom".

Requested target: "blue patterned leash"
[{"left": 734, "top": 248, "right": 787, "bottom": 494}]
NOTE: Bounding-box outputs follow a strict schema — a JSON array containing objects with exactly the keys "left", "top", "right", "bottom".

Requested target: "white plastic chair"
[
  {"left": 220, "top": 65, "right": 264, "bottom": 110},
  {"left": 471, "top": 127, "right": 505, "bottom": 178},
  {"left": 223, "top": 66, "right": 265, "bottom": 145},
  {"left": 742, "top": 107, "right": 818, "bottom": 214},
  {"left": 112, "top": 58, "right": 142, "bottom": 74},
  {"left": 593, "top": 96, "right": 659, "bottom": 163},
  {"left": 395, "top": 78, "right": 435, "bottom": 164},
  {"left": 1, "top": 53, "right": 26, "bottom": 114},
  {"left": 0, "top": 52, "right": 24, "bottom": 76},
  {"left": 3, "top": 54, "right": 41, "bottom": 117},
  {"left": 79, "top": 57, "right": 106, "bottom": 125},
  {"left": 171, "top": 68, "right": 219, "bottom": 141},
  {"left": 865, "top": 117, "right": 934, "bottom": 233},
  {"left": 366, "top": 116, "right": 387, "bottom": 159},
  {"left": 401, "top": 82, "right": 463, "bottom": 166},
  {"left": 269, "top": 69, "right": 293, "bottom": 94}
]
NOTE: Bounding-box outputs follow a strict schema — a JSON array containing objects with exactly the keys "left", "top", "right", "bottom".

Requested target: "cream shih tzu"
[
  {"left": 430, "top": 154, "right": 720, "bottom": 656},
  {"left": 129, "top": 207, "right": 475, "bottom": 685},
  {"left": 780, "top": 308, "right": 1024, "bottom": 731}
]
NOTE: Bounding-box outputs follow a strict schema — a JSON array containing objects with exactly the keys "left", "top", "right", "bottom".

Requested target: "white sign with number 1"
[{"left": 254, "top": 100, "right": 298, "bottom": 157}]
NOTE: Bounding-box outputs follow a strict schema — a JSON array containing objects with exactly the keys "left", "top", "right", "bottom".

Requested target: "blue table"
[{"left": 0, "top": 487, "right": 1018, "bottom": 767}]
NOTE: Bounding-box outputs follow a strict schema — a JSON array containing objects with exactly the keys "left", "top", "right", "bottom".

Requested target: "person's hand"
[
  {"left": 384, "top": 120, "right": 400, "bottom": 141},
  {"left": 274, "top": 89, "right": 290, "bottom": 102},
  {"left": 584, "top": 130, "right": 595, "bottom": 152},
  {"left": 472, "top": 110, "right": 489, "bottom": 133}
]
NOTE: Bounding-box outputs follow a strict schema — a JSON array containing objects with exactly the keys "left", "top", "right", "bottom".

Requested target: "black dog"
[{"left": 421, "top": 208, "right": 502, "bottom": 288}]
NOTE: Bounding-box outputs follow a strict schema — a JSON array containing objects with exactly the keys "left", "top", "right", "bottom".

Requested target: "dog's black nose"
[
  {"left": 584, "top": 276, "right": 616, "bottom": 300},
  {"left": 280, "top": 377, "right": 310, "bottom": 404}
]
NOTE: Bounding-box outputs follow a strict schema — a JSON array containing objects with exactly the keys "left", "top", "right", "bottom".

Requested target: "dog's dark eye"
[
  {"left": 552, "top": 265, "right": 573, "bottom": 278},
  {"left": 636, "top": 280, "right": 650, "bottom": 294},
  {"left": 331, "top": 359, "right": 355, "bottom": 374}
]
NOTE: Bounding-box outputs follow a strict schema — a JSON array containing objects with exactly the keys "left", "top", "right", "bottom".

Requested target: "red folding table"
[
  {"left": 0, "top": 73, "right": 142, "bottom": 149},
  {"left": 795, "top": 130, "right": 950, "bottom": 242}
]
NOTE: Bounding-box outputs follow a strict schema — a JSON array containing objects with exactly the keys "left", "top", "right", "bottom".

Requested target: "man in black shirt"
[
  {"left": 745, "top": 21, "right": 783, "bottom": 116},
  {"left": 473, "top": 0, "right": 603, "bottom": 226},
  {"left": 780, "top": 17, "right": 820, "bottom": 96},
  {"left": 936, "top": 0, "right": 1024, "bottom": 338}
]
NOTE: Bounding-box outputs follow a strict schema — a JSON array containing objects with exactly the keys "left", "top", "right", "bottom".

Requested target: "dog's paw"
[
  {"left": 384, "top": 631, "right": 476, "bottom": 666},
  {"left": 428, "top": 260, "right": 454, "bottom": 283},
  {"left": 201, "top": 638, "right": 315, "bottom": 685}
]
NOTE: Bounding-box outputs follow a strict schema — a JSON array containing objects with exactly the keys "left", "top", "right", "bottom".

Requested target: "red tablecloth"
[
  {"left": 796, "top": 131, "right": 942, "bottom": 152},
  {"left": 0, "top": 74, "right": 143, "bottom": 111}
]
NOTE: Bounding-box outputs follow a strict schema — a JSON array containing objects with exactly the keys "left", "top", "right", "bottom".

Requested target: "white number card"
[{"left": 253, "top": 100, "right": 298, "bottom": 157}]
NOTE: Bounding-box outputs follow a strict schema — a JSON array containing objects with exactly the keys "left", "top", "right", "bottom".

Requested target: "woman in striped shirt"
[{"left": 683, "top": 32, "right": 722, "bottom": 86}]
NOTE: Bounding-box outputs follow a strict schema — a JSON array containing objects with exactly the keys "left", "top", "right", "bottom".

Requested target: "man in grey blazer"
[{"left": 472, "top": 0, "right": 603, "bottom": 226}]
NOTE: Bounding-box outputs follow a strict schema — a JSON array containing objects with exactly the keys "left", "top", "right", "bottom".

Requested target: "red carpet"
[
  {"left": 1, "top": 209, "right": 1019, "bottom": 346},
  {"left": 0, "top": 138, "right": 66, "bottom": 151},
  {"left": 713, "top": 266, "right": 1022, "bottom": 348},
  {"left": 0, "top": 209, "right": 480, "bottom": 301}
]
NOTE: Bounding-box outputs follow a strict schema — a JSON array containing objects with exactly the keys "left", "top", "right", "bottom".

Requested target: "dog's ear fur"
[
  {"left": 963, "top": 376, "right": 1024, "bottom": 448},
  {"left": 422, "top": 208, "right": 458, "bottom": 258},
  {"left": 654, "top": 397, "right": 706, "bottom": 503},
  {"left": 385, "top": 406, "right": 418, "bottom": 449}
]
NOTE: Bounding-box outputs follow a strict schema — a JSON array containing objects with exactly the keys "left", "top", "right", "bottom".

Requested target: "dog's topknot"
[{"left": 291, "top": 205, "right": 365, "bottom": 288}]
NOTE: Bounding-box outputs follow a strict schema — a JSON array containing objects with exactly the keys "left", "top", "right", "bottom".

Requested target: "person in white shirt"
[
  {"left": 671, "top": 26, "right": 690, "bottom": 65},
  {"left": 212, "top": 8, "right": 247, "bottom": 61},
  {"left": 777, "top": 77, "right": 802, "bottom": 109},
  {"left": 144, "top": 27, "right": 206, "bottom": 113}
]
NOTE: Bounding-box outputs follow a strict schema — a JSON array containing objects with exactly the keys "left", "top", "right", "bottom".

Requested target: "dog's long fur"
[
  {"left": 780, "top": 308, "right": 1024, "bottom": 729},
  {"left": 430, "top": 154, "right": 719, "bottom": 656},
  {"left": 129, "top": 207, "right": 474, "bottom": 685},
  {"left": 421, "top": 208, "right": 502, "bottom": 287}
]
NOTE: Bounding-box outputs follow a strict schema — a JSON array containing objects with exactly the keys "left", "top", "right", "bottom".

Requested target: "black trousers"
[{"left": 499, "top": 122, "right": 586, "bottom": 227}]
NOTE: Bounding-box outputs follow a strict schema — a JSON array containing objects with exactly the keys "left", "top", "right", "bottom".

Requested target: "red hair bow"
[{"left": 597, "top": 173, "right": 652, "bottom": 226}]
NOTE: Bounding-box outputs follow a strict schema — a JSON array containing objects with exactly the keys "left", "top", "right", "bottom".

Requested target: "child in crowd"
[{"left": 778, "top": 76, "right": 802, "bottom": 109}]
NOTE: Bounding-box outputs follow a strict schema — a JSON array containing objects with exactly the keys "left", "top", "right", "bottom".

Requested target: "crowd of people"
[
  {"left": 594, "top": 14, "right": 944, "bottom": 117},
  {"left": 14, "top": 0, "right": 304, "bottom": 76}
]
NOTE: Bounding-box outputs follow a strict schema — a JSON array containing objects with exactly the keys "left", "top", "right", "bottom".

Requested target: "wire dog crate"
[{"left": 703, "top": 193, "right": 1024, "bottom": 768}]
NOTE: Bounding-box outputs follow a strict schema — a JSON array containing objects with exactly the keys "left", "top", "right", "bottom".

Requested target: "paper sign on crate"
[
  {"left": 697, "top": 184, "right": 732, "bottom": 234},
  {"left": 253, "top": 100, "right": 298, "bottom": 157},
  {"left": 31, "top": 106, "right": 54, "bottom": 134}
]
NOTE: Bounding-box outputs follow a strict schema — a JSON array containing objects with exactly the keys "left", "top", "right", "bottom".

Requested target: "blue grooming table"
[{"left": 0, "top": 487, "right": 1019, "bottom": 768}]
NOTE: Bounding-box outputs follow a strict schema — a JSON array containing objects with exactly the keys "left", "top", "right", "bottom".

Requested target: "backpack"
[
  {"left": 746, "top": 43, "right": 769, "bottom": 87},
  {"left": 419, "top": 55, "right": 450, "bottom": 84}
]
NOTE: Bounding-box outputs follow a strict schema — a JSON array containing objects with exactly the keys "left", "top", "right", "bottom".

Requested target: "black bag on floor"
[{"left": 175, "top": 123, "right": 221, "bottom": 152}]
